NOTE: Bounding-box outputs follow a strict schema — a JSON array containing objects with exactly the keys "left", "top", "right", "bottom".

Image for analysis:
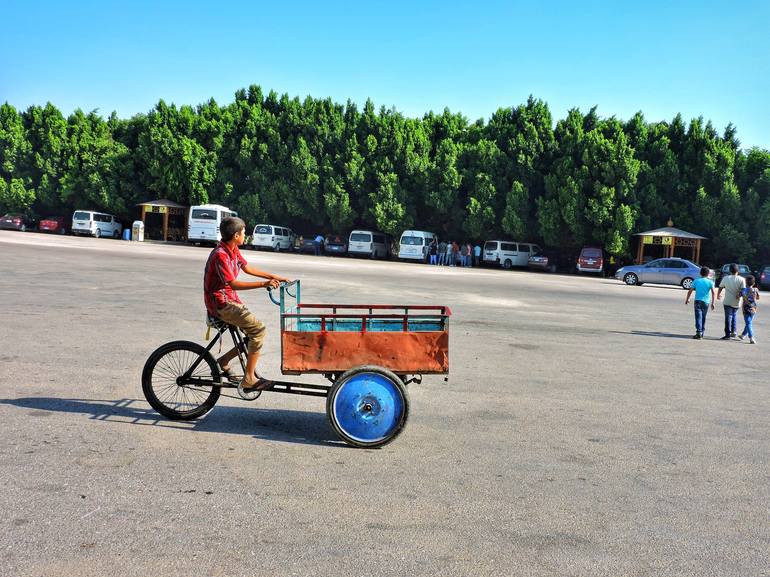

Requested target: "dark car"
[
  {"left": 38, "top": 216, "right": 70, "bottom": 234},
  {"left": 0, "top": 213, "right": 36, "bottom": 232},
  {"left": 528, "top": 249, "right": 572, "bottom": 273},
  {"left": 714, "top": 263, "right": 752, "bottom": 286},
  {"left": 299, "top": 235, "right": 324, "bottom": 254},
  {"left": 758, "top": 265, "right": 770, "bottom": 291},
  {"left": 324, "top": 234, "right": 348, "bottom": 256}
]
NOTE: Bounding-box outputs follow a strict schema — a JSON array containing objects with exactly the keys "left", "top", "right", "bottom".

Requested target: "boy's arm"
[
  {"left": 710, "top": 287, "right": 716, "bottom": 309},
  {"left": 242, "top": 263, "right": 290, "bottom": 283},
  {"left": 685, "top": 288, "right": 694, "bottom": 304},
  {"left": 230, "top": 278, "right": 279, "bottom": 291}
]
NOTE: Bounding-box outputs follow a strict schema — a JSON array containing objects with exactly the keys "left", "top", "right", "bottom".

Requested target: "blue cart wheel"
[{"left": 327, "top": 365, "right": 409, "bottom": 448}]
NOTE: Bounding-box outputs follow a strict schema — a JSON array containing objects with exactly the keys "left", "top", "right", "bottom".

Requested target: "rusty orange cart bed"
[{"left": 142, "top": 281, "right": 451, "bottom": 447}]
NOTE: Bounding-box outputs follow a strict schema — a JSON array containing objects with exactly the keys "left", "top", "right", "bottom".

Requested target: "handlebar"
[{"left": 267, "top": 280, "right": 297, "bottom": 306}]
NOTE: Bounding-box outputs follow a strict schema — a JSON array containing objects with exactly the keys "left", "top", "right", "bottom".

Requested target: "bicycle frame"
[{"left": 181, "top": 325, "right": 247, "bottom": 388}]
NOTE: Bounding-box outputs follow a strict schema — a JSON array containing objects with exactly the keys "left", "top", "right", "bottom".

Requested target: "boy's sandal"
[{"left": 242, "top": 375, "right": 274, "bottom": 392}]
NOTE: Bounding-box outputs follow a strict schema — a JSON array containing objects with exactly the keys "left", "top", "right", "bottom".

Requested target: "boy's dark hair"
[
  {"left": 745, "top": 275, "right": 755, "bottom": 287},
  {"left": 729, "top": 263, "right": 739, "bottom": 274},
  {"left": 700, "top": 266, "right": 710, "bottom": 277},
  {"left": 220, "top": 216, "right": 246, "bottom": 241}
]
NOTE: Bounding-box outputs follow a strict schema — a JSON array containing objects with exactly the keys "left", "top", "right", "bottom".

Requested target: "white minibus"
[
  {"left": 348, "top": 230, "right": 390, "bottom": 259},
  {"left": 483, "top": 240, "right": 541, "bottom": 269},
  {"left": 398, "top": 230, "right": 436, "bottom": 262},
  {"left": 251, "top": 224, "right": 295, "bottom": 251},
  {"left": 187, "top": 204, "right": 237, "bottom": 244},
  {"left": 72, "top": 210, "right": 123, "bottom": 238}
]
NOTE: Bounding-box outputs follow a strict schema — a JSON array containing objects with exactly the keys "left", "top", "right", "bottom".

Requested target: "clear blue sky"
[{"left": 2, "top": 0, "right": 768, "bottom": 150}]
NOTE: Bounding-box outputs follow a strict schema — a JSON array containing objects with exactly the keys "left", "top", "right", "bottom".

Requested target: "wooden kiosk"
[
  {"left": 633, "top": 221, "right": 706, "bottom": 264},
  {"left": 136, "top": 199, "right": 188, "bottom": 241}
]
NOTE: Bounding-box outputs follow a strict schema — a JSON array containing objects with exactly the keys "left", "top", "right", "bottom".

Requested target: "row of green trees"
[{"left": 2, "top": 87, "right": 769, "bottom": 263}]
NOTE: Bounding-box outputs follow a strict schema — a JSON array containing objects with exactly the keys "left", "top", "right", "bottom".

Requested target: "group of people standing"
[
  {"left": 427, "top": 239, "right": 482, "bottom": 267},
  {"left": 685, "top": 263, "right": 760, "bottom": 343}
]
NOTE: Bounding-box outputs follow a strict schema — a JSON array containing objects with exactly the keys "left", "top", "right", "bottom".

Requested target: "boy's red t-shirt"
[{"left": 203, "top": 242, "right": 248, "bottom": 316}]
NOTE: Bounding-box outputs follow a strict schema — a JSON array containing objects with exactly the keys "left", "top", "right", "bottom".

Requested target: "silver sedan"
[{"left": 615, "top": 258, "right": 712, "bottom": 289}]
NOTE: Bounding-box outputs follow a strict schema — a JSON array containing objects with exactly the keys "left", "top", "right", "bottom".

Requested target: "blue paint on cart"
[{"left": 296, "top": 318, "right": 444, "bottom": 332}]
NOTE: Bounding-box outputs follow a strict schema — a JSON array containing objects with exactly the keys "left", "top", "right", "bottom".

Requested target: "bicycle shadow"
[{"left": 0, "top": 396, "right": 345, "bottom": 448}]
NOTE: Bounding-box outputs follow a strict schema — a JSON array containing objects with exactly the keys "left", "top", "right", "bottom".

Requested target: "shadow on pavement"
[
  {"left": 609, "top": 330, "right": 694, "bottom": 340},
  {"left": 599, "top": 280, "right": 682, "bottom": 290},
  {"left": 0, "top": 396, "right": 344, "bottom": 448}
]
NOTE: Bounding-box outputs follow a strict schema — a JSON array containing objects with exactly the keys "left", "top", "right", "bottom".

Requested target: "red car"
[
  {"left": 38, "top": 216, "right": 69, "bottom": 234},
  {"left": 576, "top": 246, "right": 606, "bottom": 274}
]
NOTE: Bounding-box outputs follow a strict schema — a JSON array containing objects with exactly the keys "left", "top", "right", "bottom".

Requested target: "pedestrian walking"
[
  {"left": 438, "top": 240, "right": 447, "bottom": 265},
  {"left": 473, "top": 243, "right": 481, "bottom": 267},
  {"left": 717, "top": 263, "right": 746, "bottom": 339},
  {"left": 428, "top": 238, "right": 438, "bottom": 265},
  {"left": 685, "top": 266, "right": 715, "bottom": 339},
  {"left": 738, "top": 275, "right": 760, "bottom": 344}
]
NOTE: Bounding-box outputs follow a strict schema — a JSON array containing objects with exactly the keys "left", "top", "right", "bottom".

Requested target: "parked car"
[
  {"left": 482, "top": 240, "right": 541, "bottom": 269},
  {"left": 528, "top": 249, "right": 572, "bottom": 273},
  {"left": 348, "top": 230, "right": 390, "bottom": 259},
  {"left": 576, "top": 247, "right": 606, "bottom": 274},
  {"left": 298, "top": 235, "right": 324, "bottom": 254},
  {"left": 0, "top": 213, "right": 36, "bottom": 232},
  {"left": 72, "top": 210, "right": 122, "bottom": 238},
  {"left": 615, "top": 258, "right": 713, "bottom": 289},
  {"left": 38, "top": 216, "right": 69, "bottom": 234},
  {"left": 397, "top": 230, "right": 435, "bottom": 262},
  {"left": 251, "top": 224, "right": 295, "bottom": 251},
  {"left": 714, "top": 263, "right": 753, "bottom": 286},
  {"left": 324, "top": 234, "right": 348, "bottom": 256},
  {"left": 758, "top": 266, "right": 770, "bottom": 291}
]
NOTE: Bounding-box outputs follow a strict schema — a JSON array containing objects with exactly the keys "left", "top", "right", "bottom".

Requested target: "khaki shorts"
[{"left": 216, "top": 303, "right": 266, "bottom": 354}]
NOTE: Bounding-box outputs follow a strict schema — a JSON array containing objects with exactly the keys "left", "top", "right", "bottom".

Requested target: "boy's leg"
[
  {"left": 217, "top": 345, "right": 240, "bottom": 369},
  {"left": 746, "top": 313, "right": 754, "bottom": 338},
  {"left": 215, "top": 303, "right": 268, "bottom": 388},
  {"left": 723, "top": 306, "right": 731, "bottom": 337},
  {"left": 694, "top": 303, "right": 702, "bottom": 335}
]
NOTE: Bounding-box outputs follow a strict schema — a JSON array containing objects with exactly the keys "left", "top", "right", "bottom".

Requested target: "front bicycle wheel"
[{"left": 142, "top": 340, "right": 221, "bottom": 420}]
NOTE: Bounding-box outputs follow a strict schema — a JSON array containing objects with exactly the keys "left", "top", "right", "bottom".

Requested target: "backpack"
[{"left": 741, "top": 287, "right": 757, "bottom": 315}]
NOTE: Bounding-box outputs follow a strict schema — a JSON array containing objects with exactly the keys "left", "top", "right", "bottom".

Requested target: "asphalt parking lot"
[{"left": 1, "top": 230, "right": 768, "bottom": 577}]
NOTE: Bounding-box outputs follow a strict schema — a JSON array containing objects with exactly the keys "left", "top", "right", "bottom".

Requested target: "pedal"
[{"left": 237, "top": 382, "right": 262, "bottom": 401}]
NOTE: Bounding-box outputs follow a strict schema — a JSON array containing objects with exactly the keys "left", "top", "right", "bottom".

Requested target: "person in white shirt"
[{"left": 717, "top": 263, "right": 746, "bottom": 339}]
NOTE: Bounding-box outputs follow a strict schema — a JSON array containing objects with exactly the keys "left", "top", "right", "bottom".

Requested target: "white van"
[
  {"left": 187, "top": 204, "right": 237, "bottom": 244},
  {"left": 398, "top": 230, "right": 436, "bottom": 262},
  {"left": 348, "top": 230, "right": 390, "bottom": 259},
  {"left": 251, "top": 224, "right": 295, "bottom": 251},
  {"left": 483, "top": 240, "right": 541, "bottom": 269},
  {"left": 72, "top": 210, "right": 123, "bottom": 238}
]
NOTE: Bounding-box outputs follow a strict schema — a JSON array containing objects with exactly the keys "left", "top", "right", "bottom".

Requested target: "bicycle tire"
[{"left": 142, "top": 340, "right": 221, "bottom": 420}]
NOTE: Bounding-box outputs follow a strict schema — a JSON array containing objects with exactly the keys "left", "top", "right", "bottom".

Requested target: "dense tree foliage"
[{"left": 1, "top": 89, "right": 769, "bottom": 264}]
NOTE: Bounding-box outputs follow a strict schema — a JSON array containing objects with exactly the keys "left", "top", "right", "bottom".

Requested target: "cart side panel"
[{"left": 281, "top": 331, "right": 449, "bottom": 374}]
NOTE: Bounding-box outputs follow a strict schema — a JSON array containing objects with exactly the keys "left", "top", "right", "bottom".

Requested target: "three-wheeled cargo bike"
[{"left": 142, "top": 281, "right": 451, "bottom": 447}]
